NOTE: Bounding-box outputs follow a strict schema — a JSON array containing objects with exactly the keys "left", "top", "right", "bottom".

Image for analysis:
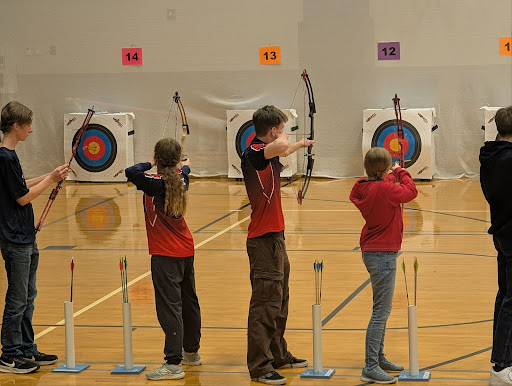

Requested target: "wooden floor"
[{"left": 0, "top": 177, "right": 497, "bottom": 385}]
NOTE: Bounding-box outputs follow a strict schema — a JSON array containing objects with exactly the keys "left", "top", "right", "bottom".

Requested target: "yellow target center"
[
  {"left": 389, "top": 138, "right": 400, "bottom": 152},
  {"left": 88, "top": 142, "right": 100, "bottom": 155}
]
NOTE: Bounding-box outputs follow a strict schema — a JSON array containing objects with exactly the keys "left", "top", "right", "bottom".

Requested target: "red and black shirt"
[
  {"left": 241, "top": 138, "right": 285, "bottom": 238},
  {"left": 125, "top": 162, "right": 194, "bottom": 257}
]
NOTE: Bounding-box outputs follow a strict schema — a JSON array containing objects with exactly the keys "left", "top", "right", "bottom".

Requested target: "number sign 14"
[
  {"left": 122, "top": 48, "right": 143, "bottom": 65},
  {"left": 378, "top": 42, "right": 400, "bottom": 61}
]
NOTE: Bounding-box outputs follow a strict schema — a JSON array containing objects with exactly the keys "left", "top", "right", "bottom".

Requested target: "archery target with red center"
[
  {"left": 362, "top": 108, "right": 436, "bottom": 179},
  {"left": 64, "top": 113, "right": 134, "bottom": 182},
  {"left": 73, "top": 123, "right": 117, "bottom": 173},
  {"left": 371, "top": 120, "right": 421, "bottom": 168},
  {"left": 235, "top": 120, "right": 256, "bottom": 158}
]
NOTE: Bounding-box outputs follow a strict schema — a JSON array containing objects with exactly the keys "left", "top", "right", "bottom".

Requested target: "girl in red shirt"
[
  {"left": 350, "top": 147, "right": 417, "bottom": 384},
  {"left": 125, "top": 138, "right": 201, "bottom": 381}
]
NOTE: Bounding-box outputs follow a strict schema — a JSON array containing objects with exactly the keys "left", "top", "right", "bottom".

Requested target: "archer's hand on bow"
[
  {"left": 50, "top": 164, "right": 70, "bottom": 182},
  {"left": 180, "top": 158, "right": 191, "bottom": 168},
  {"left": 391, "top": 162, "right": 401, "bottom": 172},
  {"left": 297, "top": 138, "right": 315, "bottom": 148}
]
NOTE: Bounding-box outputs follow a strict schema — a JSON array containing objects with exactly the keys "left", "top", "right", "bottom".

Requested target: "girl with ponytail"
[{"left": 125, "top": 138, "right": 201, "bottom": 381}]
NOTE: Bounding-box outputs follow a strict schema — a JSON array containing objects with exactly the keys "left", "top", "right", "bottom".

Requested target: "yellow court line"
[{"left": 35, "top": 215, "right": 251, "bottom": 339}]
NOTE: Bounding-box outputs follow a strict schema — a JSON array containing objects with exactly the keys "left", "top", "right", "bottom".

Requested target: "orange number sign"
[
  {"left": 259, "top": 46, "right": 281, "bottom": 65},
  {"left": 500, "top": 37, "right": 512, "bottom": 56}
]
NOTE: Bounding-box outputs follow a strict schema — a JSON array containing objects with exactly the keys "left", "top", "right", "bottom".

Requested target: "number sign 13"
[
  {"left": 122, "top": 48, "right": 143, "bottom": 65},
  {"left": 259, "top": 46, "right": 281, "bottom": 65},
  {"left": 377, "top": 42, "right": 400, "bottom": 61}
]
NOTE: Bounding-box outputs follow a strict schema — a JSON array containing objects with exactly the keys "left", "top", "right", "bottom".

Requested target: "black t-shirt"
[{"left": 0, "top": 147, "right": 35, "bottom": 244}]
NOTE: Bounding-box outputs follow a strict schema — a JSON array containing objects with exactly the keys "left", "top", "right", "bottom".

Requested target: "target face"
[
  {"left": 74, "top": 124, "right": 117, "bottom": 173},
  {"left": 235, "top": 120, "right": 256, "bottom": 158},
  {"left": 371, "top": 120, "right": 421, "bottom": 168}
]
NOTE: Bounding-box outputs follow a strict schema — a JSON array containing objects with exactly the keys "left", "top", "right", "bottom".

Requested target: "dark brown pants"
[{"left": 246, "top": 231, "right": 292, "bottom": 378}]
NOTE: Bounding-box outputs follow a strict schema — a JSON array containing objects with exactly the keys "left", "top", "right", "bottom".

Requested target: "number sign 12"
[
  {"left": 500, "top": 37, "right": 512, "bottom": 56},
  {"left": 122, "top": 48, "right": 143, "bottom": 65},
  {"left": 259, "top": 46, "right": 281, "bottom": 65},
  {"left": 378, "top": 42, "right": 400, "bottom": 61}
]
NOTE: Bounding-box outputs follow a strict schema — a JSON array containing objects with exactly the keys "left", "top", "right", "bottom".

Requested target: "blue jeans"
[
  {"left": 0, "top": 239, "right": 39, "bottom": 357},
  {"left": 362, "top": 251, "right": 398, "bottom": 370},
  {"left": 491, "top": 236, "right": 512, "bottom": 367}
]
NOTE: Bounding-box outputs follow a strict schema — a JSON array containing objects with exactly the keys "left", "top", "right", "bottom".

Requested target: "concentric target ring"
[
  {"left": 371, "top": 119, "right": 421, "bottom": 168},
  {"left": 235, "top": 120, "right": 256, "bottom": 158},
  {"left": 73, "top": 123, "right": 117, "bottom": 173}
]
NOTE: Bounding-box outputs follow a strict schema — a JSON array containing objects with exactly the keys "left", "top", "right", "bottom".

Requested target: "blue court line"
[
  {"left": 193, "top": 203, "right": 250, "bottom": 233},
  {"left": 30, "top": 318, "right": 491, "bottom": 331},
  {"left": 322, "top": 279, "right": 371, "bottom": 326},
  {"left": 421, "top": 346, "right": 492, "bottom": 371}
]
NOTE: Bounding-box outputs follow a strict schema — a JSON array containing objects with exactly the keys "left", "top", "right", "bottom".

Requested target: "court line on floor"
[
  {"left": 34, "top": 215, "right": 251, "bottom": 340},
  {"left": 421, "top": 346, "right": 492, "bottom": 371},
  {"left": 31, "top": 318, "right": 493, "bottom": 331},
  {"left": 322, "top": 279, "right": 371, "bottom": 326}
]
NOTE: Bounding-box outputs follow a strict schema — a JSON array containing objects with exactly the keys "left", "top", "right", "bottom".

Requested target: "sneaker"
[
  {"left": 490, "top": 366, "right": 512, "bottom": 385},
  {"left": 379, "top": 357, "right": 404, "bottom": 372},
  {"left": 182, "top": 351, "right": 202, "bottom": 366},
  {"left": 273, "top": 356, "right": 308, "bottom": 369},
  {"left": 0, "top": 355, "right": 39, "bottom": 374},
  {"left": 145, "top": 363, "right": 185, "bottom": 380},
  {"left": 361, "top": 366, "right": 397, "bottom": 384},
  {"left": 252, "top": 370, "right": 287, "bottom": 385},
  {"left": 23, "top": 350, "right": 58, "bottom": 365}
]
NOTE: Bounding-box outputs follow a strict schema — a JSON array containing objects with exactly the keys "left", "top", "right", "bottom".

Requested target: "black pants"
[
  {"left": 151, "top": 255, "right": 201, "bottom": 364},
  {"left": 492, "top": 236, "right": 512, "bottom": 367},
  {"left": 246, "top": 231, "right": 292, "bottom": 378}
]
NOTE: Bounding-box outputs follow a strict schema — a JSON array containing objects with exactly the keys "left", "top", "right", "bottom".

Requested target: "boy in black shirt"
[
  {"left": 480, "top": 105, "right": 512, "bottom": 386},
  {"left": 0, "top": 101, "right": 69, "bottom": 373}
]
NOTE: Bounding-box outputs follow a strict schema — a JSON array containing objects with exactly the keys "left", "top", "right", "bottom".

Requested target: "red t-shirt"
[
  {"left": 125, "top": 162, "right": 194, "bottom": 257},
  {"left": 349, "top": 168, "right": 418, "bottom": 252},
  {"left": 241, "top": 138, "right": 285, "bottom": 238}
]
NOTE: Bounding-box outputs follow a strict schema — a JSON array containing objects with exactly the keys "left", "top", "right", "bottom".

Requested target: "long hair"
[{"left": 154, "top": 138, "right": 187, "bottom": 217}]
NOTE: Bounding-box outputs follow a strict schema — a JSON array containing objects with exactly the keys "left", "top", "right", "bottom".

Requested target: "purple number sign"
[{"left": 377, "top": 42, "right": 400, "bottom": 60}]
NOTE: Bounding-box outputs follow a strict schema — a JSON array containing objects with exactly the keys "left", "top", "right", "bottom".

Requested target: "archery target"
[
  {"left": 64, "top": 113, "right": 135, "bottom": 182},
  {"left": 371, "top": 120, "right": 421, "bottom": 168},
  {"left": 362, "top": 108, "right": 436, "bottom": 179},
  {"left": 481, "top": 106, "right": 503, "bottom": 142},
  {"left": 227, "top": 109, "right": 298, "bottom": 178}
]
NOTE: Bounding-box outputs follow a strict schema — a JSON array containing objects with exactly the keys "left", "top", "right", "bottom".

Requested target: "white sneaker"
[
  {"left": 145, "top": 363, "right": 185, "bottom": 380},
  {"left": 182, "top": 351, "right": 202, "bottom": 366},
  {"left": 490, "top": 367, "right": 512, "bottom": 385}
]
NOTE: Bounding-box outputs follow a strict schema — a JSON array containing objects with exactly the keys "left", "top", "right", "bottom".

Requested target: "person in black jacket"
[{"left": 480, "top": 105, "right": 512, "bottom": 386}]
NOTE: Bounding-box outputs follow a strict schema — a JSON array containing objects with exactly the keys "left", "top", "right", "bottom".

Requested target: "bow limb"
[
  {"left": 297, "top": 69, "right": 316, "bottom": 205},
  {"left": 173, "top": 92, "right": 190, "bottom": 160},
  {"left": 36, "top": 107, "right": 95, "bottom": 232},
  {"left": 392, "top": 93, "right": 405, "bottom": 168}
]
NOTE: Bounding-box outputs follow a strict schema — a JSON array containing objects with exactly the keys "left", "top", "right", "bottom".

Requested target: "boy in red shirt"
[
  {"left": 350, "top": 147, "right": 417, "bottom": 384},
  {"left": 241, "top": 105, "right": 313, "bottom": 385}
]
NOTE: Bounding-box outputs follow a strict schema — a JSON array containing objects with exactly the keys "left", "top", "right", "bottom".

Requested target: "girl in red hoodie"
[{"left": 350, "top": 147, "right": 417, "bottom": 384}]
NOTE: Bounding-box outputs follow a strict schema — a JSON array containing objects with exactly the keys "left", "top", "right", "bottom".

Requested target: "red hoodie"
[{"left": 349, "top": 168, "right": 418, "bottom": 252}]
